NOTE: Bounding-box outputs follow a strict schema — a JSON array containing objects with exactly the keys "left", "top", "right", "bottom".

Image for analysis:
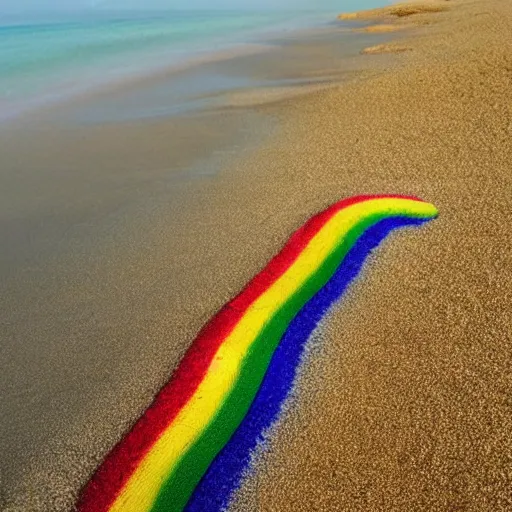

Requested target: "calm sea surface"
[{"left": 0, "top": 10, "right": 335, "bottom": 120}]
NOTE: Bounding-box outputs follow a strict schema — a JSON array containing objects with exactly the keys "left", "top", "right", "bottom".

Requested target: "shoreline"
[
  {"left": 0, "top": 42, "right": 275, "bottom": 125},
  {"left": 0, "top": 12, "right": 340, "bottom": 125}
]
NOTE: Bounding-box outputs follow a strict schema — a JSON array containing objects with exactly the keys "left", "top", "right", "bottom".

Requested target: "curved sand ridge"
[
  {"left": 77, "top": 196, "right": 437, "bottom": 512},
  {"left": 338, "top": 1, "right": 449, "bottom": 21},
  {"left": 340, "top": 1, "right": 450, "bottom": 36}
]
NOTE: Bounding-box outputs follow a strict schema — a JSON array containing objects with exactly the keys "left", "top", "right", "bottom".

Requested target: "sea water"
[{"left": 0, "top": 10, "right": 334, "bottom": 120}]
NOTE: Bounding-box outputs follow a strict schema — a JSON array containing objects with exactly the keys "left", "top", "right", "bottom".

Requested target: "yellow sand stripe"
[{"left": 109, "top": 197, "right": 437, "bottom": 512}]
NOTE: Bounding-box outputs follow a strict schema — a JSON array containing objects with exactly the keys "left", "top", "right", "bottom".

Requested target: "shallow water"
[{"left": 0, "top": 10, "right": 335, "bottom": 120}]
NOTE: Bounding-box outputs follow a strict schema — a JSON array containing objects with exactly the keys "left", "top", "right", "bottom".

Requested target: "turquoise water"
[{"left": 0, "top": 10, "right": 333, "bottom": 119}]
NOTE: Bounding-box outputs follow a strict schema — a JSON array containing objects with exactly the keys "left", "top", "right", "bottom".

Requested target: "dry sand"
[
  {"left": 1, "top": 0, "right": 511, "bottom": 510},
  {"left": 338, "top": 1, "right": 449, "bottom": 21},
  {"left": 228, "top": 0, "right": 512, "bottom": 510},
  {"left": 343, "top": 1, "right": 450, "bottom": 35}
]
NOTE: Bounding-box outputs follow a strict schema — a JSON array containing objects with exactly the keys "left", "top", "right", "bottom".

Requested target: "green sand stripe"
[{"left": 150, "top": 209, "right": 429, "bottom": 512}]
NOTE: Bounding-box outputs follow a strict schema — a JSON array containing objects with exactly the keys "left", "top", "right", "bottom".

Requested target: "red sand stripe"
[{"left": 77, "top": 194, "right": 422, "bottom": 512}]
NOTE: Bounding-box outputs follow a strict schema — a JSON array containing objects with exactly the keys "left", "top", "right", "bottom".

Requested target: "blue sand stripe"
[{"left": 185, "top": 216, "right": 428, "bottom": 512}]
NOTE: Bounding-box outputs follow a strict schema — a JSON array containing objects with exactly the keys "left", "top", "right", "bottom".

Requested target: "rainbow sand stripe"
[
  {"left": 78, "top": 195, "right": 438, "bottom": 512},
  {"left": 185, "top": 214, "right": 430, "bottom": 512}
]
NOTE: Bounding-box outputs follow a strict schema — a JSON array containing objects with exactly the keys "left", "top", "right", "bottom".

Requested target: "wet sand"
[{"left": 1, "top": 1, "right": 511, "bottom": 510}]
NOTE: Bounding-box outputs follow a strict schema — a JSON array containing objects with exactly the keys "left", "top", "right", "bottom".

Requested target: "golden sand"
[
  {"left": 343, "top": 1, "right": 449, "bottom": 35},
  {"left": 2, "top": 0, "right": 512, "bottom": 510},
  {"left": 338, "top": 1, "right": 449, "bottom": 20},
  {"left": 229, "top": 0, "right": 512, "bottom": 510}
]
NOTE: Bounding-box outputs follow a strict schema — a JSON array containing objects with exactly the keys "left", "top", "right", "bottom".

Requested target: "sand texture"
[
  {"left": 1, "top": 0, "right": 511, "bottom": 510},
  {"left": 228, "top": 0, "right": 512, "bottom": 510},
  {"left": 341, "top": 0, "right": 450, "bottom": 36},
  {"left": 338, "top": 1, "right": 449, "bottom": 21}
]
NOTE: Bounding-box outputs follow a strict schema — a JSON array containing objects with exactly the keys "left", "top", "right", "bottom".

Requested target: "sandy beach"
[
  {"left": 229, "top": 1, "right": 512, "bottom": 510},
  {"left": 1, "top": 0, "right": 511, "bottom": 510}
]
